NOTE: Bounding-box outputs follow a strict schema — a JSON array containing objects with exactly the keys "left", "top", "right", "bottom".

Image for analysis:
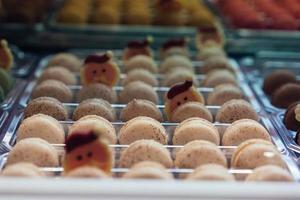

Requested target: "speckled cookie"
[
  {"left": 163, "top": 68, "right": 199, "bottom": 87},
  {"left": 215, "top": 99, "right": 259, "bottom": 123},
  {"left": 186, "top": 164, "right": 235, "bottom": 181},
  {"left": 1, "top": 162, "right": 45, "bottom": 177},
  {"left": 231, "top": 139, "right": 286, "bottom": 169},
  {"left": 24, "top": 97, "right": 68, "bottom": 121},
  {"left": 122, "top": 69, "right": 158, "bottom": 87},
  {"left": 77, "top": 83, "right": 117, "bottom": 103},
  {"left": 64, "top": 166, "right": 109, "bottom": 178},
  {"left": 202, "top": 69, "right": 237, "bottom": 88},
  {"left": 47, "top": 53, "right": 81, "bottom": 73},
  {"left": 32, "top": 80, "right": 73, "bottom": 103},
  {"left": 124, "top": 55, "right": 158, "bottom": 73},
  {"left": 119, "top": 81, "right": 159, "bottom": 104},
  {"left": 119, "top": 116, "right": 168, "bottom": 145},
  {"left": 160, "top": 55, "right": 193, "bottom": 74},
  {"left": 6, "top": 138, "right": 59, "bottom": 167},
  {"left": 175, "top": 140, "right": 227, "bottom": 169},
  {"left": 198, "top": 46, "right": 226, "bottom": 60},
  {"left": 173, "top": 118, "right": 220, "bottom": 145},
  {"left": 271, "top": 83, "right": 300, "bottom": 109},
  {"left": 38, "top": 67, "right": 77, "bottom": 85},
  {"left": 17, "top": 114, "right": 65, "bottom": 144},
  {"left": 73, "top": 98, "right": 116, "bottom": 121},
  {"left": 263, "top": 70, "right": 297, "bottom": 96},
  {"left": 201, "top": 56, "right": 234, "bottom": 74},
  {"left": 120, "top": 99, "right": 163, "bottom": 122},
  {"left": 69, "top": 115, "right": 117, "bottom": 144},
  {"left": 170, "top": 102, "right": 213, "bottom": 123},
  {"left": 119, "top": 140, "right": 173, "bottom": 168},
  {"left": 222, "top": 119, "right": 271, "bottom": 146},
  {"left": 207, "top": 84, "right": 243, "bottom": 105},
  {"left": 245, "top": 165, "right": 294, "bottom": 182}
]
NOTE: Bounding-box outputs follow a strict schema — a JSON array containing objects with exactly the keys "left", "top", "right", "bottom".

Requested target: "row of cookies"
[{"left": 1, "top": 136, "right": 293, "bottom": 182}]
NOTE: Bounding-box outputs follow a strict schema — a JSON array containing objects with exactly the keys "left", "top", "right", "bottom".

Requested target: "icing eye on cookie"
[
  {"left": 63, "top": 127, "right": 113, "bottom": 175},
  {"left": 81, "top": 51, "right": 120, "bottom": 87},
  {"left": 165, "top": 80, "right": 205, "bottom": 120}
]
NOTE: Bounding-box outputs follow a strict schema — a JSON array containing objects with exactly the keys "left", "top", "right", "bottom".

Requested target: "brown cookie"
[
  {"left": 283, "top": 101, "right": 300, "bottom": 131},
  {"left": 271, "top": 83, "right": 300, "bottom": 109}
]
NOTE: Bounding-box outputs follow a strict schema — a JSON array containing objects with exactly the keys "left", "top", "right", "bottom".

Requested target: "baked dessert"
[
  {"left": 160, "top": 55, "right": 193, "bottom": 74},
  {"left": 170, "top": 102, "right": 213, "bottom": 123},
  {"left": 245, "top": 165, "right": 294, "bottom": 182},
  {"left": 69, "top": 115, "right": 117, "bottom": 144},
  {"left": 283, "top": 102, "right": 300, "bottom": 131},
  {"left": 175, "top": 140, "right": 227, "bottom": 168},
  {"left": 202, "top": 70, "right": 237, "bottom": 88},
  {"left": 122, "top": 38, "right": 153, "bottom": 61},
  {"left": 120, "top": 99, "right": 163, "bottom": 122},
  {"left": 173, "top": 118, "right": 220, "bottom": 145},
  {"left": 0, "top": 39, "right": 13, "bottom": 70},
  {"left": 119, "top": 81, "right": 159, "bottom": 104},
  {"left": 32, "top": 80, "right": 73, "bottom": 103},
  {"left": 207, "top": 84, "right": 243, "bottom": 105},
  {"left": 123, "top": 0, "right": 152, "bottom": 25},
  {"left": 47, "top": 53, "right": 81, "bottom": 73},
  {"left": 6, "top": 138, "right": 59, "bottom": 167},
  {"left": 81, "top": 51, "right": 120, "bottom": 87},
  {"left": 271, "top": 83, "right": 300, "bottom": 108},
  {"left": 24, "top": 97, "right": 68, "bottom": 121},
  {"left": 197, "top": 46, "right": 226, "bottom": 60},
  {"left": 0, "top": 68, "right": 13, "bottom": 95},
  {"left": 222, "top": 119, "right": 271, "bottom": 146},
  {"left": 38, "top": 67, "right": 76, "bottom": 85},
  {"left": 201, "top": 56, "right": 234, "bottom": 74},
  {"left": 295, "top": 129, "right": 300, "bottom": 145},
  {"left": 263, "top": 70, "right": 297, "bottom": 96},
  {"left": 215, "top": 99, "right": 259, "bottom": 123},
  {"left": 186, "top": 164, "right": 234, "bottom": 181},
  {"left": 77, "top": 83, "right": 117, "bottom": 103},
  {"left": 118, "top": 116, "right": 168, "bottom": 145},
  {"left": 63, "top": 127, "right": 114, "bottom": 175},
  {"left": 73, "top": 98, "right": 116, "bottom": 121},
  {"left": 124, "top": 55, "right": 157, "bottom": 73},
  {"left": 159, "top": 38, "right": 189, "bottom": 59},
  {"left": 64, "top": 166, "right": 109, "bottom": 178},
  {"left": 163, "top": 68, "right": 199, "bottom": 87},
  {"left": 165, "top": 81, "right": 205, "bottom": 121},
  {"left": 1, "top": 162, "right": 45, "bottom": 177},
  {"left": 231, "top": 139, "right": 286, "bottom": 169},
  {"left": 119, "top": 140, "right": 173, "bottom": 168},
  {"left": 122, "top": 69, "right": 158, "bottom": 87},
  {"left": 17, "top": 114, "right": 65, "bottom": 144}
]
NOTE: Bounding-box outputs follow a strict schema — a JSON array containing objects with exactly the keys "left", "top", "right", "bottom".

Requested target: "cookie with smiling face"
[
  {"left": 63, "top": 127, "right": 113, "bottom": 175},
  {"left": 165, "top": 80, "right": 205, "bottom": 121},
  {"left": 81, "top": 51, "right": 120, "bottom": 87}
]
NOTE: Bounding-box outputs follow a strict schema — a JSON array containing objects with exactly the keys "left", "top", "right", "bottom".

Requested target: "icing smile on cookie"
[{"left": 82, "top": 51, "right": 120, "bottom": 87}]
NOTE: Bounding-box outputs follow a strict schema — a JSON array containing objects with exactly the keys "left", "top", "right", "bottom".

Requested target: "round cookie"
[
  {"left": 0, "top": 68, "right": 13, "bottom": 95},
  {"left": 73, "top": 98, "right": 116, "bottom": 121},
  {"left": 77, "top": 83, "right": 117, "bottom": 103},
  {"left": 207, "top": 84, "right": 243, "bottom": 105},
  {"left": 245, "top": 165, "right": 294, "bottom": 182},
  {"left": 295, "top": 129, "right": 300, "bottom": 145},
  {"left": 32, "top": 80, "right": 73, "bottom": 103},
  {"left": 215, "top": 99, "right": 259, "bottom": 123},
  {"left": 122, "top": 69, "right": 158, "bottom": 87},
  {"left": 119, "top": 81, "right": 159, "bottom": 104},
  {"left": 201, "top": 56, "right": 234, "bottom": 74},
  {"left": 24, "top": 97, "right": 68, "bottom": 121},
  {"left": 171, "top": 102, "right": 213, "bottom": 123},
  {"left": 47, "top": 53, "right": 81, "bottom": 73},
  {"left": 186, "top": 164, "right": 235, "bottom": 181},
  {"left": 122, "top": 39, "right": 153, "bottom": 61},
  {"left": 175, "top": 140, "right": 227, "bottom": 169},
  {"left": 271, "top": 83, "right": 300, "bottom": 109},
  {"left": 124, "top": 55, "right": 157, "bottom": 73},
  {"left": 160, "top": 55, "right": 193, "bottom": 74},
  {"left": 222, "top": 119, "right": 271, "bottom": 146},
  {"left": 263, "top": 70, "right": 297, "bottom": 96},
  {"left": 119, "top": 140, "right": 173, "bottom": 168},
  {"left": 1, "top": 162, "right": 45, "bottom": 177},
  {"left": 173, "top": 118, "right": 220, "bottom": 145},
  {"left": 38, "top": 67, "right": 77, "bottom": 85},
  {"left": 198, "top": 46, "right": 226, "bottom": 60},
  {"left": 283, "top": 102, "right": 300, "bottom": 131},
  {"left": 17, "top": 114, "right": 65, "bottom": 144},
  {"left": 202, "top": 70, "right": 237, "bottom": 88},
  {"left": 120, "top": 99, "right": 163, "bottom": 122},
  {"left": 69, "top": 115, "right": 117, "bottom": 144},
  {"left": 231, "top": 139, "right": 286, "bottom": 169},
  {"left": 163, "top": 68, "right": 199, "bottom": 87},
  {"left": 130, "top": 161, "right": 167, "bottom": 170},
  {"left": 64, "top": 166, "right": 109, "bottom": 178},
  {"left": 160, "top": 38, "right": 188, "bottom": 59},
  {"left": 119, "top": 116, "right": 168, "bottom": 145},
  {"left": 6, "top": 138, "right": 59, "bottom": 167}
]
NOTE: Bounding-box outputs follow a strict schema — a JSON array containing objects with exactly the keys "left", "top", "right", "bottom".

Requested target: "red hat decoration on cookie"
[
  {"left": 81, "top": 51, "right": 120, "bottom": 87},
  {"left": 123, "top": 37, "right": 153, "bottom": 61},
  {"left": 162, "top": 38, "right": 187, "bottom": 51}
]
